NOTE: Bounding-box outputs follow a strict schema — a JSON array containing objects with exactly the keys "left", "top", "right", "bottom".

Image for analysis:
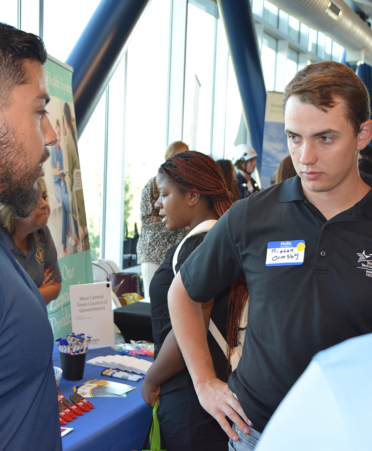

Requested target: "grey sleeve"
[
  {"left": 180, "top": 210, "right": 244, "bottom": 303},
  {"left": 42, "top": 226, "right": 62, "bottom": 283}
]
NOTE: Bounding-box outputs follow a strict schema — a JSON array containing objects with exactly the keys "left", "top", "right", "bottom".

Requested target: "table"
[
  {"left": 114, "top": 302, "right": 153, "bottom": 343},
  {"left": 53, "top": 345, "right": 153, "bottom": 451}
]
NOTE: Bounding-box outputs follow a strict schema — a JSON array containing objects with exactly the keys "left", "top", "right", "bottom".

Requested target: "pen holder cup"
[{"left": 60, "top": 352, "right": 87, "bottom": 381}]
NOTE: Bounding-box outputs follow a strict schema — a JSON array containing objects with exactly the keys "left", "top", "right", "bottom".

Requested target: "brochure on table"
[{"left": 70, "top": 282, "right": 114, "bottom": 348}]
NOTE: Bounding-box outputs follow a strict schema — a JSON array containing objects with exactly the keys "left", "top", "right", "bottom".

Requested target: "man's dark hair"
[
  {"left": 0, "top": 23, "right": 47, "bottom": 109},
  {"left": 284, "top": 61, "right": 370, "bottom": 136}
]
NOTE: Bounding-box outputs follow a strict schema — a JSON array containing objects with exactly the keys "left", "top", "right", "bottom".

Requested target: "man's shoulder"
[
  {"left": 0, "top": 235, "right": 15, "bottom": 266},
  {"left": 0, "top": 240, "right": 22, "bottom": 304},
  {"left": 230, "top": 184, "right": 282, "bottom": 216},
  {"left": 0, "top": 229, "right": 13, "bottom": 248}
]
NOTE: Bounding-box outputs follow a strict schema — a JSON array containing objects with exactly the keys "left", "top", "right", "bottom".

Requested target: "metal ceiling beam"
[
  {"left": 217, "top": 0, "right": 266, "bottom": 172},
  {"left": 66, "top": 0, "right": 151, "bottom": 139}
]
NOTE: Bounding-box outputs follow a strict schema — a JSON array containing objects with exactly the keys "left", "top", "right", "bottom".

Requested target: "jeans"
[{"left": 228, "top": 424, "right": 261, "bottom": 451}]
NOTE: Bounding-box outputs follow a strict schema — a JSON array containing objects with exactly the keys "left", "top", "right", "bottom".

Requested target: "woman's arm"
[
  {"left": 142, "top": 298, "right": 214, "bottom": 407},
  {"left": 39, "top": 282, "right": 62, "bottom": 305},
  {"left": 38, "top": 265, "right": 62, "bottom": 305}
]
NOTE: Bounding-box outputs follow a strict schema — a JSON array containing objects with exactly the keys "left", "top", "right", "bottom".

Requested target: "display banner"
[
  {"left": 70, "top": 282, "right": 115, "bottom": 349},
  {"left": 260, "top": 91, "right": 289, "bottom": 189},
  {"left": 44, "top": 56, "right": 93, "bottom": 339}
]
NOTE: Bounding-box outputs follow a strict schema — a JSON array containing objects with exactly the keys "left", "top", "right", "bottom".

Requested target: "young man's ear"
[
  {"left": 188, "top": 191, "right": 200, "bottom": 206},
  {"left": 358, "top": 120, "right": 372, "bottom": 150}
]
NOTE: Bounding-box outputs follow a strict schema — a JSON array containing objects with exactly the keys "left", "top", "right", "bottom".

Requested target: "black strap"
[{"left": 142, "top": 417, "right": 153, "bottom": 450}]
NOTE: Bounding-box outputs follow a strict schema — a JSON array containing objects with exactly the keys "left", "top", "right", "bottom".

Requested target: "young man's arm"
[
  {"left": 168, "top": 272, "right": 252, "bottom": 442},
  {"left": 142, "top": 298, "right": 214, "bottom": 407}
]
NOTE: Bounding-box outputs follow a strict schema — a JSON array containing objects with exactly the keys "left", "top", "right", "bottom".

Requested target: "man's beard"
[{"left": 0, "top": 123, "right": 49, "bottom": 218}]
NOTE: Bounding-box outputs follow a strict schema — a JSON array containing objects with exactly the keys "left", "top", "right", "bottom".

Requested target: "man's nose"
[
  {"left": 299, "top": 141, "right": 317, "bottom": 165},
  {"left": 44, "top": 115, "right": 58, "bottom": 147}
]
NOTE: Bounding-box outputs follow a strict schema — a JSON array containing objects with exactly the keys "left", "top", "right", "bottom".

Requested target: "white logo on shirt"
[{"left": 357, "top": 251, "right": 372, "bottom": 278}]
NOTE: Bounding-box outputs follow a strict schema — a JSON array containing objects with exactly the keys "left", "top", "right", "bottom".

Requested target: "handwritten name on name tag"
[{"left": 266, "top": 240, "right": 306, "bottom": 266}]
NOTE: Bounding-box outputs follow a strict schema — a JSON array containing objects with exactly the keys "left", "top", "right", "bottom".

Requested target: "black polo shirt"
[{"left": 181, "top": 175, "right": 372, "bottom": 433}]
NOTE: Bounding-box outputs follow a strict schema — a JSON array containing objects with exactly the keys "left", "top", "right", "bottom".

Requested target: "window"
[
  {"left": 183, "top": 3, "right": 216, "bottom": 153},
  {"left": 264, "top": 1, "right": 278, "bottom": 27},
  {"left": 224, "top": 57, "right": 244, "bottom": 158},
  {"left": 43, "top": 0, "right": 101, "bottom": 62},
  {"left": 261, "top": 33, "right": 277, "bottom": 91},
  {"left": 317, "top": 32, "right": 326, "bottom": 59},
  {"left": 288, "top": 16, "right": 300, "bottom": 43},
  {"left": 2, "top": 0, "right": 18, "bottom": 28},
  {"left": 20, "top": 0, "right": 39, "bottom": 35},
  {"left": 308, "top": 28, "right": 317, "bottom": 54},
  {"left": 332, "top": 41, "right": 342, "bottom": 61},
  {"left": 78, "top": 93, "right": 106, "bottom": 260},
  {"left": 326, "top": 37, "right": 332, "bottom": 59},
  {"left": 124, "top": 0, "right": 170, "bottom": 236},
  {"left": 286, "top": 49, "right": 298, "bottom": 85},
  {"left": 300, "top": 23, "right": 309, "bottom": 48}
]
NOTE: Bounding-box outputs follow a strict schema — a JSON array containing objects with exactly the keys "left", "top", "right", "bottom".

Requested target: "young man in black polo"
[{"left": 168, "top": 61, "right": 372, "bottom": 450}]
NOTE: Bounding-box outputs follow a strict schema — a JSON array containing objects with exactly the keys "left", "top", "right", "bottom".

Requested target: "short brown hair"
[
  {"left": 275, "top": 155, "right": 297, "bottom": 184},
  {"left": 283, "top": 61, "right": 370, "bottom": 136},
  {"left": 164, "top": 141, "right": 188, "bottom": 161},
  {"left": 0, "top": 23, "right": 47, "bottom": 110}
]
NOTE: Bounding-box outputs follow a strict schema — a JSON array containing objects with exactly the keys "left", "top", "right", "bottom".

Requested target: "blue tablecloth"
[{"left": 53, "top": 344, "right": 153, "bottom": 451}]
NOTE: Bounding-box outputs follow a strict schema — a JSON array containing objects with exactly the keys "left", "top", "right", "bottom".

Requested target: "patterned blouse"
[{"left": 136, "top": 177, "right": 188, "bottom": 265}]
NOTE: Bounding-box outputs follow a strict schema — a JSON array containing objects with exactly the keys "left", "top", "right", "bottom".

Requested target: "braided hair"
[
  {"left": 160, "top": 151, "right": 234, "bottom": 216},
  {"left": 160, "top": 151, "right": 249, "bottom": 362}
]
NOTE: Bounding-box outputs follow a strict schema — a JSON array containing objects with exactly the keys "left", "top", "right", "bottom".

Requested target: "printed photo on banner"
[
  {"left": 44, "top": 56, "right": 93, "bottom": 340},
  {"left": 44, "top": 96, "right": 90, "bottom": 258}
]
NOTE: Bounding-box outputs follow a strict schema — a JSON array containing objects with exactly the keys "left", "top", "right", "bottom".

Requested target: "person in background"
[
  {"left": 358, "top": 143, "right": 372, "bottom": 186},
  {"left": 142, "top": 151, "right": 248, "bottom": 451},
  {"left": 0, "top": 22, "right": 61, "bottom": 450},
  {"left": 167, "top": 60, "right": 372, "bottom": 450},
  {"left": 233, "top": 144, "right": 260, "bottom": 198},
  {"left": 63, "top": 101, "right": 88, "bottom": 251},
  {"left": 217, "top": 159, "right": 240, "bottom": 201},
  {"left": 256, "top": 333, "right": 372, "bottom": 451},
  {"left": 50, "top": 118, "right": 77, "bottom": 256},
  {"left": 359, "top": 143, "right": 372, "bottom": 163},
  {"left": 137, "top": 141, "right": 189, "bottom": 298},
  {"left": 0, "top": 178, "right": 62, "bottom": 305},
  {"left": 275, "top": 155, "right": 297, "bottom": 184}
]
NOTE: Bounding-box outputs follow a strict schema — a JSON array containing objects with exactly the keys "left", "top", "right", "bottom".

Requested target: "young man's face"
[
  {"left": 245, "top": 157, "right": 256, "bottom": 175},
  {"left": 285, "top": 95, "right": 367, "bottom": 197},
  {"left": 0, "top": 60, "right": 57, "bottom": 217}
]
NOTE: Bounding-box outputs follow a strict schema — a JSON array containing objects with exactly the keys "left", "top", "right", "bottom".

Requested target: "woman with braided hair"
[{"left": 142, "top": 151, "right": 248, "bottom": 451}]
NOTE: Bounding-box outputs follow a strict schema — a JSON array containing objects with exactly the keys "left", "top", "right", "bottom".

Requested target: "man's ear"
[
  {"left": 188, "top": 191, "right": 200, "bottom": 206},
  {"left": 357, "top": 119, "right": 372, "bottom": 150}
]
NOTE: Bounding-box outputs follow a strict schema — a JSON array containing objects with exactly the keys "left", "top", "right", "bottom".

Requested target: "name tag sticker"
[{"left": 266, "top": 240, "right": 306, "bottom": 266}]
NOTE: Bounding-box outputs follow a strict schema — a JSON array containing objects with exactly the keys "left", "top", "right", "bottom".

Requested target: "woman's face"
[
  {"left": 18, "top": 189, "right": 50, "bottom": 231},
  {"left": 155, "top": 174, "right": 191, "bottom": 231}
]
